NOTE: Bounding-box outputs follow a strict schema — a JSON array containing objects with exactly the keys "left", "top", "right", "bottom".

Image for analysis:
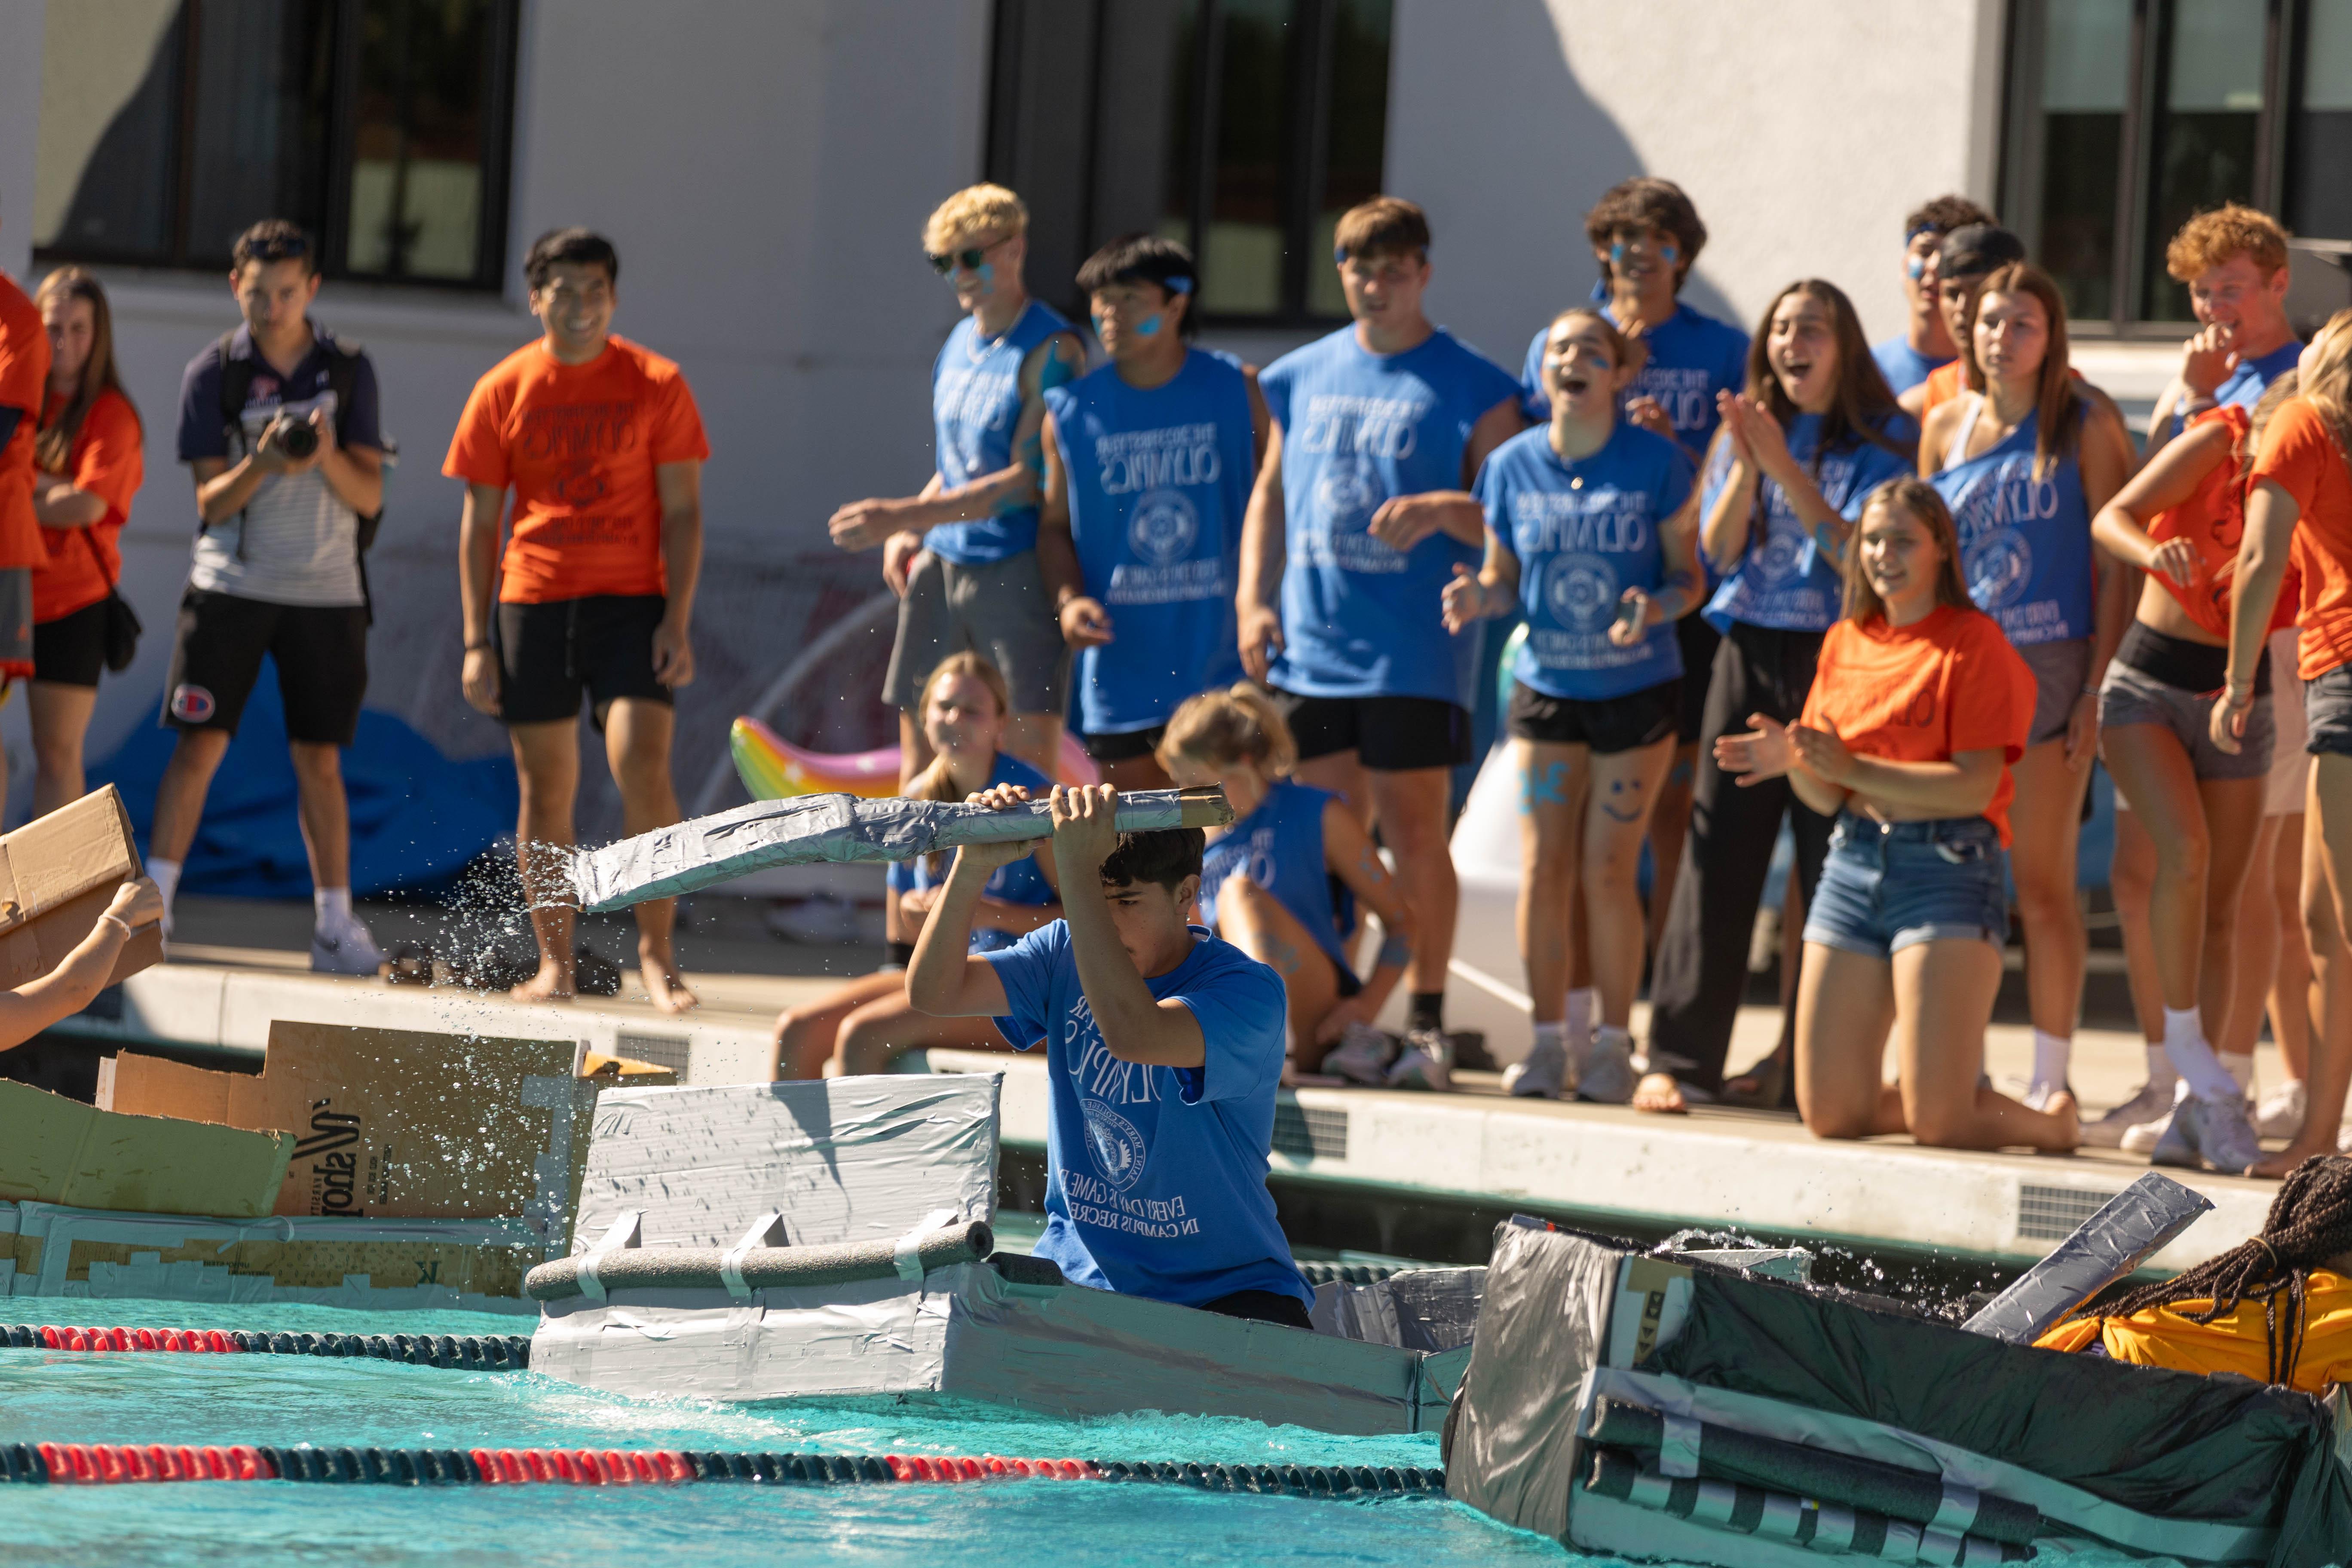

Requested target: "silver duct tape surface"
[
  {"left": 573, "top": 1076, "right": 999, "bottom": 1254},
  {"left": 569, "top": 788, "right": 1229, "bottom": 913},
  {"left": 527, "top": 1223, "right": 993, "bottom": 1300},
  {"left": 1960, "top": 1172, "right": 2213, "bottom": 1345},
  {"left": 529, "top": 1261, "right": 1438, "bottom": 1435}
]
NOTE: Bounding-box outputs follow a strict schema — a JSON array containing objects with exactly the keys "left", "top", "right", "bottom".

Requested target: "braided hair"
[{"left": 2091, "top": 1156, "right": 2352, "bottom": 1386}]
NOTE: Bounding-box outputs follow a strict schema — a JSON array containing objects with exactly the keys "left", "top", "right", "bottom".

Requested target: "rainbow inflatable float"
[{"left": 729, "top": 717, "right": 1100, "bottom": 802}]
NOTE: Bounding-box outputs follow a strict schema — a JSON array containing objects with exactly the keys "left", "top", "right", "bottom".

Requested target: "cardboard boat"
[{"left": 523, "top": 1075, "right": 1480, "bottom": 1435}]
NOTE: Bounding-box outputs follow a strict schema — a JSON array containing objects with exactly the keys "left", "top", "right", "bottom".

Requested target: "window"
[
  {"left": 987, "top": 0, "right": 1394, "bottom": 326},
  {"left": 33, "top": 0, "right": 518, "bottom": 290},
  {"left": 2003, "top": 0, "right": 2352, "bottom": 327}
]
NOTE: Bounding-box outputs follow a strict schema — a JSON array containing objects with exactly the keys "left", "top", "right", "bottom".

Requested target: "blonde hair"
[
  {"left": 907, "top": 652, "right": 1012, "bottom": 875},
  {"left": 2165, "top": 202, "right": 2289, "bottom": 282},
  {"left": 2301, "top": 309, "right": 2352, "bottom": 494},
  {"left": 1844, "top": 479, "right": 1973, "bottom": 625},
  {"left": 32, "top": 267, "right": 139, "bottom": 473},
  {"left": 923, "top": 184, "right": 1028, "bottom": 255},
  {"left": 1966, "top": 263, "right": 2084, "bottom": 481},
  {"left": 1157, "top": 684, "right": 1298, "bottom": 778}
]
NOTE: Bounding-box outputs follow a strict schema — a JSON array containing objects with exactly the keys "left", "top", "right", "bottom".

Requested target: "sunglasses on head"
[{"left": 927, "top": 242, "right": 998, "bottom": 276}]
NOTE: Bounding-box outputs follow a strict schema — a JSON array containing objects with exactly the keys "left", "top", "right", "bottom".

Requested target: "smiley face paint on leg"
[{"left": 1599, "top": 775, "right": 1647, "bottom": 824}]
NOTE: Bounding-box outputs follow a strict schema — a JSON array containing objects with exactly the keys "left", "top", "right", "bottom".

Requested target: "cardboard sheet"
[
  {"left": 573, "top": 1075, "right": 1000, "bottom": 1253},
  {"left": 0, "top": 786, "right": 160, "bottom": 988},
  {"left": 99, "top": 1022, "right": 596, "bottom": 1240},
  {"left": 0, "top": 1078, "right": 290, "bottom": 1218}
]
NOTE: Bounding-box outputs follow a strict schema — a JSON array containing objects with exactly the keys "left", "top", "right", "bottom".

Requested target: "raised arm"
[
  {"left": 0, "top": 880, "right": 162, "bottom": 1055},
  {"left": 1050, "top": 785, "right": 1207, "bottom": 1069}
]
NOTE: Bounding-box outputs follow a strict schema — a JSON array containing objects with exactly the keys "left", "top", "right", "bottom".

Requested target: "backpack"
[{"left": 212, "top": 328, "right": 386, "bottom": 552}]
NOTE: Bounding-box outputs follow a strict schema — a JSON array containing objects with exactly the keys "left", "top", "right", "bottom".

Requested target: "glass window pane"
[
  {"left": 346, "top": 0, "right": 493, "bottom": 282},
  {"left": 2141, "top": 0, "right": 2267, "bottom": 319},
  {"left": 1308, "top": 0, "right": 1391, "bottom": 319},
  {"left": 1199, "top": 0, "right": 1296, "bottom": 316},
  {"left": 2288, "top": 0, "right": 2352, "bottom": 239},
  {"left": 182, "top": 0, "right": 337, "bottom": 266},
  {"left": 1091, "top": 1, "right": 1201, "bottom": 261},
  {"left": 2035, "top": 0, "right": 2131, "bottom": 322},
  {"left": 34, "top": 0, "right": 186, "bottom": 260}
]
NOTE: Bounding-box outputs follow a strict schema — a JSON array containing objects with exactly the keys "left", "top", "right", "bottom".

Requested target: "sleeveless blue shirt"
[
  {"left": 1198, "top": 779, "right": 1353, "bottom": 977},
  {"left": 1519, "top": 300, "right": 1749, "bottom": 457},
  {"left": 1046, "top": 350, "right": 1254, "bottom": 735},
  {"left": 1259, "top": 325, "right": 1522, "bottom": 705},
  {"left": 885, "top": 752, "right": 1055, "bottom": 953},
  {"left": 928, "top": 298, "right": 1073, "bottom": 565},
  {"left": 1702, "top": 410, "right": 1919, "bottom": 634},
  {"left": 1476, "top": 422, "right": 1695, "bottom": 700},
  {"left": 1931, "top": 401, "right": 2095, "bottom": 646}
]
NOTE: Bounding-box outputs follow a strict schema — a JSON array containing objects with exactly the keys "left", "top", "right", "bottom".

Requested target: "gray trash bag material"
[
  {"left": 1960, "top": 1172, "right": 2212, "bottom": 1345},
  {"left": 570, "top": 787, "right": 1234, "bottom": 912}
]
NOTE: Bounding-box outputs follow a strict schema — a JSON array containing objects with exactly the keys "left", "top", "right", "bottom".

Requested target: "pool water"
[{"left": 2, "top": 1299, "right": 1569, "bottom": 1567}]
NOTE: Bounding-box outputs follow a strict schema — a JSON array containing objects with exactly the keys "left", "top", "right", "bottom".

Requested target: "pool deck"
[{"left": 44, "top": 895, "right": 2288, "bottom": 1273}]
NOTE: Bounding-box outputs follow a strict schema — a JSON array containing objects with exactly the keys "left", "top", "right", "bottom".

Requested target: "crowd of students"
[{"left": 784, "top": 178, "right": 2352, "bottom": 1188}]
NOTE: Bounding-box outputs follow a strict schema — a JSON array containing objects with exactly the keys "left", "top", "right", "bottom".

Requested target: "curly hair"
[
  {"left": 923, "top": 184, "right": 1029, "bottom": 255},
  {"left": 1586, "top": 178, "right": 1706, "bottom": 286},
  {"left": 1904, "top": 194, "right": 1995, "bottom": 242},
  {"left": 2165, "top": 202, "right": 2290, "bottom": 282}
]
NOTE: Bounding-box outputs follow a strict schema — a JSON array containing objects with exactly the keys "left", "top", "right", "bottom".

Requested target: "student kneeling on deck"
[{"left": 907, "top": 781, "right": 1315, "bottom": 1327}]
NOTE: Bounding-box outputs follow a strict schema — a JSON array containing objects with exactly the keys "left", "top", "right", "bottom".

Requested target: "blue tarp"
[{"left": 90, "top": 658, "right": 518, "bottom": 899}]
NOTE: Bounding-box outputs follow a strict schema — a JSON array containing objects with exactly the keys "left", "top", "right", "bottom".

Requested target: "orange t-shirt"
[
  {"left": 442, "top": 337, "right": 709, "bottom": 604},
  {"left": 1919, "top": 359, "right": 1965, "bottom": 419},
  {"left": 2146, "top": 404, "right": 2297, "bottom": 642},
  {"left": 2260, "top": 400, "right": 2352, "bottom": 679},
  {"left": 0, "top": 273, "right": 50, "bottom": 573},
  {"left": 33, "top": 387, "right": 142, "bottom": 624},
  {"left": 1798, "top": 603, "right": 2036, "bottom": 845}
]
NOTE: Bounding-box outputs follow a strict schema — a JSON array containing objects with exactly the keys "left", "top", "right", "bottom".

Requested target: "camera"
[{"left": 270, "top": 415, "right": 319, "bottom": 459}]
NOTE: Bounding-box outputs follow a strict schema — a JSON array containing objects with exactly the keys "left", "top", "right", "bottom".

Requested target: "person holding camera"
[{"left": 157, "top": 220, "right": 386, "bottom": 971}]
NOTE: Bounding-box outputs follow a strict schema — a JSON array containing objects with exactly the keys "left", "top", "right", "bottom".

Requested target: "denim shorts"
[{"left": 1802, "top": 813, "right": 2009, "bottom": 961}]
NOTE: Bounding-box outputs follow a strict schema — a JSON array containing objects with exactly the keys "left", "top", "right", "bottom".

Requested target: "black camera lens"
[{"left": 277, "top": 420, "right": 319, "bottom": 459}]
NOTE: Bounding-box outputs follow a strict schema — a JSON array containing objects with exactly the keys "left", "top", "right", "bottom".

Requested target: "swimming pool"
[{"left": 2, "top": 1299, "right": 1565, "bottom": 1567}]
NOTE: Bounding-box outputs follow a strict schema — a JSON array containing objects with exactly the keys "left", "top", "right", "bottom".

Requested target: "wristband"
[
  {"left": 464, "top": 639, "right": 491, "bottom": 652},
  {"left": 99, "top": 914, "right": 134, "bottom": 940},
  {"left": 2079, "top": 684, "right": 2100, "bottom": 697}
]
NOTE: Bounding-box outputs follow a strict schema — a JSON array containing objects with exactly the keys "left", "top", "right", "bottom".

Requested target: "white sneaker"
[
  {"left": 2122, "top": 1112, "right": 2174, "bottom": 1157},
  {"left": 1503, "top": 1036, "right": 1571, "bottom": 1099},
  {"left": 2162, "top": 1092, "right": 2263, "bottom": 1176},
  {"left": 1323, "top": 1023, "right": 1395, "bottom": 1087},
  {"left": 311, "top": 919, "right": 388, "bottom": 977},
  {"left": 1576, "top": 1028, "right": 1638, "bottom": 1105},
  {"left": 2082, "top": 1078, "right": 2180, "bottom": 1149},
  {"left": 2257, "top": 1080, "right": 2307, "bottom": 1141},
  {"left": 1384, "top": 1028, "right": 1454, "bottom": 1092},
  {"left": 2022, "top": 1080, "right": 2070, "bottom": 1113}
]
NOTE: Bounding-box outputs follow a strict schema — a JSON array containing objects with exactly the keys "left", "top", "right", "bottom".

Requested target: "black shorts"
[
  {"left": 33, "top": 600, "right": 108, "bottom": 689},
  {"left": 1506, "top": 677, "right": 1681, "bottom": 754},
  {"left": 1199, "top": 1289, "right": 1314, "bottom": 1329},
  {"left": 163, "top": 588, "right": 368, "bottom": 744},
  {"left": 1268, "top": 689, "right": 1471, "bottom": 771},
  {"left": 496, "top": 594, "right": 674, "bottom": 727},
  {"left": 1083, "top": 723, "right": 1167, "bottom": 763},
  {"left": 1674, "top": 616, "right": 1719, "bottom": 744}
]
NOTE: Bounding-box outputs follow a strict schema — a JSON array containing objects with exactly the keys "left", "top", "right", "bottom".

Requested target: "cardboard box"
[
  {"left": 0, "top": 1078, "right": 291, "bottom": 1218},
  {"left": 99, "top": 1022, "right": 607, "bottom": 1240},
  {"left": 0, "top": 786, "right": 160, "bottom": 989}
]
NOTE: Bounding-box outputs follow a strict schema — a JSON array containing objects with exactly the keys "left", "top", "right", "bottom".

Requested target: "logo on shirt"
[
  {"left": 1964, "top": 529, "right": 2034, "bottom": 610},
  {"left": 1081, "top": 1099, "right": 1148, "bottom": 1192},
  {"left": 1128, "top": 487, "right": 1200, "bottom": 566},
  {"left": 1751, "top": 528, "right": 1807, "bottom": 587},
  {"left": 169, "top": 684, "right": 217, "bottom": 724},
  {"left": 1314, "top": 456, "right": 1381, "bottom": 526},
  {"left": 1544, "top": 554, "right": 1620, "bottom": 631}
]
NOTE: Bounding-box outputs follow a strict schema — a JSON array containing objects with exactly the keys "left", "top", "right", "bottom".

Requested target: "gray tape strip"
[
  {"left": 1629, "top": 1467, "right": 1674, "bottom": 1510},
  {"left": 1658, "top": 1412, "right": 1702, "bottom": 1478},
  {"left": 1881, "top": 1520, "right": 1923, "bottom": 1564},
  {"left": 1690, "top": 1479, "right": 1738, "bottom": 1525},
  {"left": 1919, "top": 1527, "right": 1967, "bottom": 1566},
  {"left": 1813, "top": 1504, "right": 1858, "bottom": 1553},
  {"left": 1932, "top": 1481, "right": 1982, "bottom": 1536},
  {"left": 576, "top": 1251, "right": 607, "bottom": 1302},
  {"left": 1756, "top": 1494, "right": 1806, "bottom": 1539}
]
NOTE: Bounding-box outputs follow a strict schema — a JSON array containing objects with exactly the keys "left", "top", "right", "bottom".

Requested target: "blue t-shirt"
[
  {"left": 1519, "top": 300, "right": 1749, "bottom": 461},
  {"left": 1260, "top": 325, "right": 1522, "bottom": 705},
  {"left": 2215, "top": 338, "right": 2304, "bottom": 414},
  {"left": 1046, "top": 350, "right": 1253, "bottom": 735},
  {"left": 1198, "top": 779, "right": 1353, "bottom": 977},
  {"left": 1932, "top": 402, "right": 2095, "bottom": 647},
  {"left": 1702, "top": 410, "right": 1918, "bottom": 634},
  {"left": 928, "top": 299, "right": 1074, "bottom": 565},
  {"left": 1871, "top": 336, "right": 1949, "bottom": 395},
  {"left": 885, "top": 753, "right": 1054, "bottom": 954},
  {"left": 986, "top": 921, "right": 1308, "bottom": 1309},
  {"left": 1476, "top": 422, "right": 1694, "bottom": 700}
]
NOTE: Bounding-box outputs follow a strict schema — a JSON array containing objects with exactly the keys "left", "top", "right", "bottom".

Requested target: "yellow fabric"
[{"left": 2034, "top": 1268, "right": 2352, "bottom": 1394}]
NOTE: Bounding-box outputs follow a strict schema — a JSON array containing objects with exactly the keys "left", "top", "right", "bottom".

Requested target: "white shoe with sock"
[
  {"left": 1504, "top": 1022, "right": 1572, "bottom": 1099},
  {"left": 2084, "top": 1047, "right": 2179, "bottom": 1149},
  {"left": 309, "top": 887, "right": 386, "bottom": 976},
  {"left": 2257, "top": 1079, "right": 2308, "bottom": 1141}
]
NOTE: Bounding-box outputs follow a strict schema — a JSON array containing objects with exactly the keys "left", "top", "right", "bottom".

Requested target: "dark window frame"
[
  {"left": 34, "top": 0, "right": 520, "bottom": 293},
  {"left": 986, "top": 0, "right": 1389, "bottom": 330},
  {"left": 1999, "top": 0, "right": 2344, "bottom": 333}
]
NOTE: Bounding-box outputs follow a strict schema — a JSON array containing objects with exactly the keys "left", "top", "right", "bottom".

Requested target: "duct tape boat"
[{"left": 1442, "top": 1213, "right": 2352, "bottom": 1568}]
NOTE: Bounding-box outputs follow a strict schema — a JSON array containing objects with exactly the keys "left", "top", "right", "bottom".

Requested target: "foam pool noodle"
[{"left": 730, "top": 717, "right": 1100, "bottom": 802}]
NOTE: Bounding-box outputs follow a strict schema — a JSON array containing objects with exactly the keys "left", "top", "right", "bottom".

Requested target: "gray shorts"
[
  {"left": 882, "top": 549, "right": 1069, "bottom": 715},
  {"left": 2099, "top": 661, "right": 2274, "bottom": 780},
  {"left": 2308, "top": 665, "right": 2352, "bottom": 760},
  {"left": 2018, "top": 637, "right": 2092, "bottom": 747}
]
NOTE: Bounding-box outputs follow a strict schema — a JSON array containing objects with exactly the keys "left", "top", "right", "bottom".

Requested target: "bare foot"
[
  {"left": 2251, "top": 1142, "right": 2325, "bottom": 1180},
  {"left": 2043, "top": 1089, "right": 2080, "bottom": 1152},
  {"left": 640, "top": 953, "right": 699, "bottom": 1014},
  {"left": 1633, "top": 1071, "right": 1688, "bottom": 1115},
  {"left": 511, "top": 959, "right": 575, "bottom": 1004}
]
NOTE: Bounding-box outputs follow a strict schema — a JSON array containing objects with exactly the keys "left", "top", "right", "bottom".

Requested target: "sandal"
[{"left": 1721, "top": 1048, "right": 1793, "bottom": 1111}]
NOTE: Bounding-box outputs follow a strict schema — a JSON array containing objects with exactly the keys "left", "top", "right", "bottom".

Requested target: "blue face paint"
[
  {"left": 1906, "top": 255, "right": 1929, "bottom": 282},
  {"left": 967, "top": 262, "right": 995, "bottom": 288},
  {"left": 1134, "top": 314, "right": 1163, "bottom": 337}
]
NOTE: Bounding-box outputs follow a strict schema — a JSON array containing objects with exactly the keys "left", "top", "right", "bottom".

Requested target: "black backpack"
[{"left": 212, "top": 328, "right": 386, "bottom": 552}]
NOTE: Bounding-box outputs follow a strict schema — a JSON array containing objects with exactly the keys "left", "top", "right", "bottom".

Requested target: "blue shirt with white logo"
[
  {"left": 1198, "top": 779, "right": 1353, "bottom": 978},
  {"left": 1519, "top": 300, "right": 1749, "bottom": 459},
  {"left": 928, "top": 299, "right": 1073, "bottom": 565},
  {"left": 1932, "top": 402, "right": 2094, "bottom": 647},
  {"left": 885, "top": 753, "right": 1055, "bottom": 953},
  {"left": 1702, "top": 410, "right": 1918, "bottom": 634},
  {"left": 1047, "top": 350, "right": 1254, "bottom": 735},
  {"left": 1260, "top": 325, "right": 1522, "bottom": 705},
  {"left": 987, "top": 920, "right": 1308, "bottom": 1308},
  {"left": 1871, "top": 336, "right": 1949, "bottom": 395},
  {"left": 1476, "top": 422, "right": 1694, "bottom": 700}
]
